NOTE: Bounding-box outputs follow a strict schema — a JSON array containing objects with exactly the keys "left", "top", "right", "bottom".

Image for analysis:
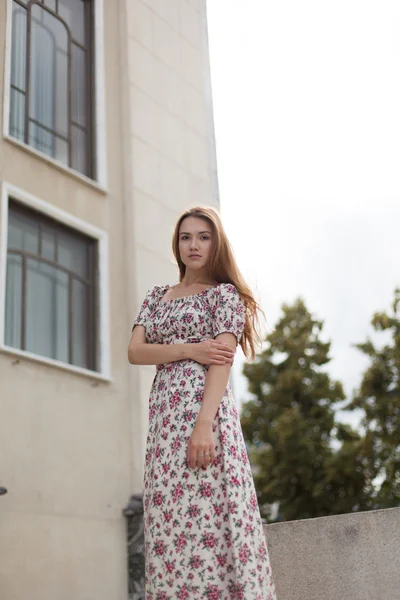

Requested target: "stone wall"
[{"left": 265, "top": 507, "right": 400, "bottom": 600}]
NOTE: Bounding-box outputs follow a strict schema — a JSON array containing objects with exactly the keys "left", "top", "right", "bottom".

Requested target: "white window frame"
[
  {"left": 0, "top": 181, "right": 111, "bottom": 381},
  {"left": 2, "top": 0, "right": 107, "bottom": 190}
]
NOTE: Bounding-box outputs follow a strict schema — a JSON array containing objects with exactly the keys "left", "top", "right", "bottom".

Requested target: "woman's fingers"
[
  {"left": 217, "top": 348, "right": 234, "bottom": 357},
  {"left": 200, "top": 447, "right": 216, "bottom": 467},
  {"left": 212, "top": 358, "right": 233, "bottom": 365},
  {"left": 210, "top": 340, "right": 232, "bottom": 351},
  {"left": 197, "top": 454, "right": 205, "bottom": 467},
  {"left": 213, "top": 350, "right": 234, "bottom": 364},
  {"left": 211, "top": 358, "right": 231, "bottom": 365},
  {"left": 202, "top": 449, "right": 215, "bottom": 467},
  {"left": 213, "top": 344, "right": 234, "bottom": 360},
  {"left": 215, "top": 341, "right": 234, "bottom": 353},
  {"left": 203, "top": 341, "right": 234, "bottom": 365},
  {"left": 187, "top": 446, "right": 216, "bottom": 469}
]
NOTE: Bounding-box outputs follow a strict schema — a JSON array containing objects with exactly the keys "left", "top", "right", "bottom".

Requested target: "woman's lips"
[{"left": 189, "top": 255, "right": 201, "bottom": 258}]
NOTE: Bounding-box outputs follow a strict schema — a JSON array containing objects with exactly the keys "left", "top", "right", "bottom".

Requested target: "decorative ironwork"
[{"left": 123, "top": 494, "right": 145, "bottom": 600}]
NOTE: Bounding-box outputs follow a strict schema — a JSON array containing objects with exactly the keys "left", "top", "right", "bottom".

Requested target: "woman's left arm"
[
  {"left": 187, "top": 283, "right": 246, "bottom": 469},
  {"left": 187, "top": 332, "right": 236, "bottom": 469},
  {"left": 197, "top": 332, "right": 236, "bottom": 422}
]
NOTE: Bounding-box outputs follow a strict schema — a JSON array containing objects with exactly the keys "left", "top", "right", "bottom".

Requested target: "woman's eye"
[{"left": 201, "top": 236, "right": 210, "bottom": 241}]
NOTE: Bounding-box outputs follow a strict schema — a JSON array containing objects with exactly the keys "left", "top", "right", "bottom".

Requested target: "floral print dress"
[{"left": 132, "top": 283, "right": 277, "bottom": 600}]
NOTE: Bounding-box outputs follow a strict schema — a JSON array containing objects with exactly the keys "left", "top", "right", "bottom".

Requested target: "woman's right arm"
[{"left": 128, "top": 325, "right": 235, "bottom": 366}]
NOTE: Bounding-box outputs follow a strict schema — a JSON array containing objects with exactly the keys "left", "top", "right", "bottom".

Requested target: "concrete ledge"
[{"left": 264, "top": 507, "right": 400, "bottom": 600}]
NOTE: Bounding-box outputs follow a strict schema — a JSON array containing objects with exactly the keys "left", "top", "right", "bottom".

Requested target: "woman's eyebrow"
[{"left": 180, "top": 231, "right": 212, "bottom": 235}]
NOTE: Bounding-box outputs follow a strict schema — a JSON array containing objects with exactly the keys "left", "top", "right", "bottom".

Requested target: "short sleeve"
[
  {"left": 131, "top": 286, "right": 162, "bottom": 332},
  {"left": 211, "top": 283, "right": 246, "bottom": 343}
]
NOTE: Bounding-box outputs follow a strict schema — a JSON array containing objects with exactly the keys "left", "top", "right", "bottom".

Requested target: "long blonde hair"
[{"left": 172, "top": 206, "right": 264, "bottom": 360}]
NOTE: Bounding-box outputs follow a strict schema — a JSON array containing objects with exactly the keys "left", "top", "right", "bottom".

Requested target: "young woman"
[{"left": 128, "top": 206, "right": 277, "bottom": 600}]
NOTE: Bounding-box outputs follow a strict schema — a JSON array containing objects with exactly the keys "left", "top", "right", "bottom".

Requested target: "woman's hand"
[
  {"left": 190, "top": 339, "right": 235, "bottom": 366},
  {"left": 187, "top": 419, "right": 216, "bottom": 469}
]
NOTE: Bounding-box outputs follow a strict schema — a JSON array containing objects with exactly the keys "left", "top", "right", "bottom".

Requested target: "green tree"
[
  {"left": 346, "top": 288, "right": 400, "bottom": 507},
  {"left": 241, "top": 298, "right": 373, "bottom": 522}
]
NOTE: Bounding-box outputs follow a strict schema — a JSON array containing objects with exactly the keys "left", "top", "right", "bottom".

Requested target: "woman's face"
[{"left": 178, "top": 216, "right": 213, "bottom": 272}]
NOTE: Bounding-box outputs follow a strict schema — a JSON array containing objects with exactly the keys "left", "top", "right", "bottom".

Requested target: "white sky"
[{"left": 207, "top": 0, "right": 400, "bottom": 429}]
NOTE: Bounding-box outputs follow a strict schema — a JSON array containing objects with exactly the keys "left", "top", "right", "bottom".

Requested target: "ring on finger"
[
  {"left": 197, "top": 453, "right": 210, "bottom": 462},
  {"left": 197, "top": 454, "right": 211, "bottom": 461}
]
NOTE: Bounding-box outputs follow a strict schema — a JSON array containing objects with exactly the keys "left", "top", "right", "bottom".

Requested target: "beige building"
[{"left": 0, "top": 0, "right": 218, "bottom": 597}]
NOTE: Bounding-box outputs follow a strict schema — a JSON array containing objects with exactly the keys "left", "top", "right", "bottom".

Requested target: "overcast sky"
[{"left": 207, "top": 0, "right": 400, "bottom": 429}]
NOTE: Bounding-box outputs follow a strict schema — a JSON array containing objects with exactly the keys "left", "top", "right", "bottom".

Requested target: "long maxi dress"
[{"left": 132, "top": 282, "right": 277, "bottom": 600}]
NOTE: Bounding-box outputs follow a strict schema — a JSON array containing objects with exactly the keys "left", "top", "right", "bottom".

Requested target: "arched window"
[{"left": 9, "top": 1, "right": 94, "bottom": 178}]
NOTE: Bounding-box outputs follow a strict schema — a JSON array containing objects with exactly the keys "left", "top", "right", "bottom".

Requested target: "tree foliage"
[
  {"left": 241, "top": 298, "right": 373, "bottom": 522},
  {"left": 346, "top": 288, "right": 400, "bottom": 507}
]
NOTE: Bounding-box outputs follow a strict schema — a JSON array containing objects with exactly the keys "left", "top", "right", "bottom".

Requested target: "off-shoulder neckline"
[{"left": 159, "top": 283, "right": 221, "bottom": 304}]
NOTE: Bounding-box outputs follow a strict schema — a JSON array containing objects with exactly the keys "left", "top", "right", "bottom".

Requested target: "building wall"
[{"left": 0, "top": 1, "right": 218, "bottom": 598}]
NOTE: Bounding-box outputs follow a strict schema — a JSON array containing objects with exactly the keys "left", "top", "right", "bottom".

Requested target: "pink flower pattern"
[{"left": 132, "top": 283, "right": 277, "bottom": 599}]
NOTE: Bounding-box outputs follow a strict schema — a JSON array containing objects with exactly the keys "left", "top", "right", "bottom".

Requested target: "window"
[
  {"left": 9, "top": 0, "right": 94, "bottom": 177},
  {"left": 5, "top": 201, "right": 98, "bottom": 370}
]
